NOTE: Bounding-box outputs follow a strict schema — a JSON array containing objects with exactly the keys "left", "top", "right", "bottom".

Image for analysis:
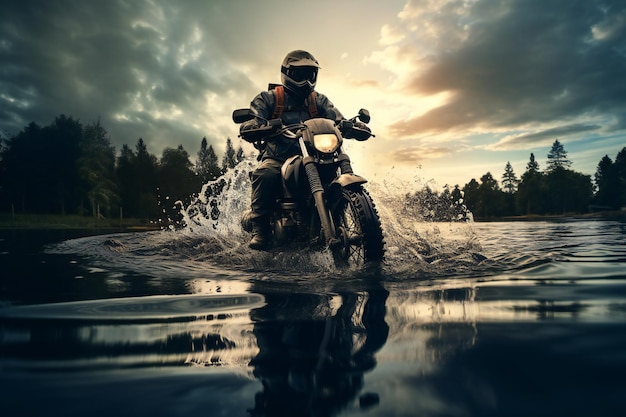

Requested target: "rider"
[{"left": 240, "top": 50, "right": 345, "bottom": 250}]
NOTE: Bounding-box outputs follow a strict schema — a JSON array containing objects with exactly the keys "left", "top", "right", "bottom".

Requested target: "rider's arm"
[
  {"left": 239, "top": 91, "right": 276, "bottom": 133},
  {"left": 316, "top": 93, "right": 371, "bottom": 141},
  {"left": 315, "top": 92, "right": 344, "bottom": 122}
]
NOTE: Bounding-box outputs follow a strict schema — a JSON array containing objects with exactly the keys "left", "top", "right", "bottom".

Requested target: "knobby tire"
[{"left": 332, "top": 187, "right": 385, "bottom": 267}]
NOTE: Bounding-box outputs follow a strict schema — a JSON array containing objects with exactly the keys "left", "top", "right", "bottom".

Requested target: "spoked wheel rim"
[
  {"left": 336, "top": 219, "right": 366, "bottom": 267},
  {"left": 332, "top": 187, "right": 384, "bottom": 268}
]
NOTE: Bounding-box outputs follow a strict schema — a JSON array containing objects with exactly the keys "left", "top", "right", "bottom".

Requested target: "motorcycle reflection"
[{"left": 246, "top": 284, "right": 389, "bottom": 417}]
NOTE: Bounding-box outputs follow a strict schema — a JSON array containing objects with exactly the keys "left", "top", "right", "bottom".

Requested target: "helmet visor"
[{"left": 288, "top": 67, "right": 318, "bottom": 83}]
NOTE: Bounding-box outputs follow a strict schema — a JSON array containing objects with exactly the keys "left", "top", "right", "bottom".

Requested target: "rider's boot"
[{"left": 249, "top": 219, "right": 271, "bottom": 251}]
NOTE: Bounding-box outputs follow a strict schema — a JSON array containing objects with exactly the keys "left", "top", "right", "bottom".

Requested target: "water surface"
[{"left": 1, "top": 208, "right": 625, "bottom": 416}]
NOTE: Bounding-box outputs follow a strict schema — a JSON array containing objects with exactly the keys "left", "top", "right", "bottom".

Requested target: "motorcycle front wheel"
[{"left": 331, "top": 187, "right": 385, "bottom": 268}]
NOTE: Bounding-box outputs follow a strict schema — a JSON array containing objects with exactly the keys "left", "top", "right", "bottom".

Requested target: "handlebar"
[
  {"left": 239, "top": 115, "right": 373, "bottom": 143},
  {"left": 338, "top": 119, "right": 374, "bottom": 141},
  {"left": 239, "top": 118, "right": 285, "bottom": 143}
]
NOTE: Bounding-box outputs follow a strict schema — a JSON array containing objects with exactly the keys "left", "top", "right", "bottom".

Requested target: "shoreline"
[
  {"left": 0, "top": 213, "right": 161, "bottom": 231},
  {"left": 473, "top": 210, "right": 626, "bottom": 222},
  {"left": 2, "top": 210, "right": 624, "bottom": 230}
]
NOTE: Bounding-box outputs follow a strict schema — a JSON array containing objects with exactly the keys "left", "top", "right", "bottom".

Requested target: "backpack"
[{"left": 268, "top": 84, "right": 319, "bottom": 120}]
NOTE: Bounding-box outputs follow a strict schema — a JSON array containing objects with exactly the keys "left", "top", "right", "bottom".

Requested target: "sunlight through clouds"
[
  {"left": 1, "top": 0, "right": 625, "bottom": 187},
  {"left": 380, "top": 24, "right": 406, "bottom": 45}
]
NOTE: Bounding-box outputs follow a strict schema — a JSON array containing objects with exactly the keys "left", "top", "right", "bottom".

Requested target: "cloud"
[
  {"left": 390, "top": 144, "right": 455, "bottom": 164},
  {"left": 380, "top": 24, "right": 406, "bottom": 46},
  {"left": 0, "top": 0, "right": 266, "bottom": 155},
  {"left": 369, "top": 0, "right": 626, "bottom": 139},
  {"left": 347, "top": 79, "right": 382, "bottom": 89},
  {"left": 3, "top": 0, "right": 624, "bottom": 190},
  {"left": 487, "top": 123, "right": 603, "bottom": 150}
]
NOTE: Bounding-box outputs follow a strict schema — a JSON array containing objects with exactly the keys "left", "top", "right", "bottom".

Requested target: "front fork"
[{"left": 298, "top": 138, "right": 341, "bottom": 247}]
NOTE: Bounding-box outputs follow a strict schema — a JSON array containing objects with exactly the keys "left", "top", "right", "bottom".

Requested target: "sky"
[{"left": 2, "top": 0, "right": 625, "bottom": 189}]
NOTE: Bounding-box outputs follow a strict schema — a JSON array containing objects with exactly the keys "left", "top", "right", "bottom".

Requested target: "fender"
[
  {"left": 281, "top": 155, "right": 307, "bottom": 200},
  {"left": 327, "top": 173, "right": 368, "bottom": 208},
  {"left": 281, "top": 155, "right": 302, "bottom": 180}
]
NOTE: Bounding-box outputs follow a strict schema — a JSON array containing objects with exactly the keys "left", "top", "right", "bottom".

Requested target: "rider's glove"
[
  {"left": 240, "top": 119, "right": 263, "bottom": 143},
  {"left": 346, "top": 121, "right": 371, "bottom": 141},
  {"left": 355, "top": 121, "right": 370, "bottom": 131},
  {"left": 240, "top": 119, "right": 260, "bottom": 132}
]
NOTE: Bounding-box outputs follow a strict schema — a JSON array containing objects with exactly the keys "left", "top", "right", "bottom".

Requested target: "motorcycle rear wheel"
[{"left": 331, "top": 187, "right": 384, "bottom": 267}]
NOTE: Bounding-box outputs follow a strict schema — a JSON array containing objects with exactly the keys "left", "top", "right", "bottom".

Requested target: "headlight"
[{"left": 313, "top": 133, "right": 339, "bottom": 153}]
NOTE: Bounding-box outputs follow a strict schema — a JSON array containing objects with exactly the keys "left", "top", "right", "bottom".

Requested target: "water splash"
[
  {"left": 163, "top": 157, "right": 487, "bottom": 279},
  {"left": 365, "top": 180, "right": 486, "bottom": 277},
  {"left": 50, "top": 156, "right": 488, "bottom": 280},
  {"left": 182, "top": 158, "right": 256, "bottom": 236}
]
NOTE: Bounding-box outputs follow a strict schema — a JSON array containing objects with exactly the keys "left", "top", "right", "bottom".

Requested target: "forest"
[
  {"left": 0, "top": 115, "right": 242, "bottom": 225},
  {"left": 1, "top": 114, "right": 625, "bottom": 224},
  {"left": 407, "top": 141, "right": 626, "bottom": 221}
]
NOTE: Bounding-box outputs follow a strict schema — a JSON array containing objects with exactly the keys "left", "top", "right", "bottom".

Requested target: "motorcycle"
[{"left": 232, "top": 108, "right": 385, "bottom": 267}]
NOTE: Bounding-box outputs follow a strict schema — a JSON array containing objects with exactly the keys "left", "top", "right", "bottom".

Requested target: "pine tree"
[
  {"left": 501, "top": 161, "right": 519, "bottom": 194},
  {"left": 546, "top": 139, "right": 572, "bottom": 171},
  {"left": 46, "top": 115, "right": 84, "bottom": 214},
  {"left": 615, "top": 148, "right": 626, "bottom": 208},
  {"left": 222, "top": 137, "right": 237, "bottom": 171},
  {"left": 196, "top": 137, "right": 221, "bottom": 183},
  {"left": 116, "top": 138, "right": 159, "bottom": 218},
  {"left": 526, "top": 152, "right": 540, "bottom": 173},
  {"left": 79, "top": 121, "right": 118, "bottom": 217},
  {"left": 594, "top": 155, "right": 618, "bottom": 208},
  {"left": 517, "top": 153, "right": 545, "bottom": 214},
  {"left": 467, "top": 172, "right": 507, "bottom": 218},
  {"left": 462, "top": 178, "right": 480, "bottom": 216},
  {"left": 596, "top": 147, "right": 626, "bottom": 209},
  {"left": 158, "top": 145, "right": 200, "bottom": 209}
]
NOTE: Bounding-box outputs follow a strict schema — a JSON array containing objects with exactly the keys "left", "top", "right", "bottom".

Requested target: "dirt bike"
[{"left": 232, "top": 108, "right": 385, "bottom": 267}]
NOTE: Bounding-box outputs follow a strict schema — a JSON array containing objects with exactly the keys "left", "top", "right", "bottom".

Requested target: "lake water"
[{"left": 1, "top": 181, "right": 626, "bottom": 416}]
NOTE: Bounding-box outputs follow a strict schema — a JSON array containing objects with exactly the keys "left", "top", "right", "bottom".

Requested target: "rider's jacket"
[{"left": 241, "top": 87, "right": 344, "bottom": 162}]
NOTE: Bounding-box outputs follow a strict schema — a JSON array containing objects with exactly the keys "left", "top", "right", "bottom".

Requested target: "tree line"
[
  {"left": 2, "top": 115, "right": 624, "bottom": 224},
  {"left": 408, "top": 140, "right": 626, "bottom": 220},
  {"left": 0, "top": 114, "right": 243, "bottom": 224}
]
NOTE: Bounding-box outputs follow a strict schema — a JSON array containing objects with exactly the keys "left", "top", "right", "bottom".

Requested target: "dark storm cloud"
[
  {"left": 0, "top": 0, "right": 259, "bottom": 153},
  {"left": 390, "top": 0, "right": 626, "bottom": 146},
  {"left": 490, "top": 123, "right": 601, "bottom": 149}
]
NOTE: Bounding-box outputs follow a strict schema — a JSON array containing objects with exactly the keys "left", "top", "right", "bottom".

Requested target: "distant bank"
[
  {"left": 0, "top": 213, "right": 161, "bottom": 230},
  {"left": 474, "top": 209, "right": 626, "bottom": 222},
  {"left": 2, "top": 210, "right": 624, "bottom": 230}
]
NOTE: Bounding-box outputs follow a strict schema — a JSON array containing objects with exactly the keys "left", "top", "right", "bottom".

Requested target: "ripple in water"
[{"left": 0, "top": 294, "right": 265, "bottom": 322}]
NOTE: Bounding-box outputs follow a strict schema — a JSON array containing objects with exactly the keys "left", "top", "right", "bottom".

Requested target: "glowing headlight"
[{"left": 313, "top": 133, "right": 339, "bottom": 153}]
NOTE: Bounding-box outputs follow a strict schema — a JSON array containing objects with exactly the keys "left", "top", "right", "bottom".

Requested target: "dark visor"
[{"left": 289, "top": 67, "right": 318, "bottom": 83}]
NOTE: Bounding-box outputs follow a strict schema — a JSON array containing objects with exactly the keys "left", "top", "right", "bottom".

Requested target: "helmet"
[{"left": 281, "top": 50, "right": 320, "bottom": 98}]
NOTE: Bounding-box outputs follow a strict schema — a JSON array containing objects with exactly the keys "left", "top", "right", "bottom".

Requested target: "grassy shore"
[{"left": 0, "top": 212, "right": 161, "bottom": 230}]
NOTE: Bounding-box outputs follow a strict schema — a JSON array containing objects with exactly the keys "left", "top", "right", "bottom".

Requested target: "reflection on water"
[
  {"left": 1, "top": 294, "right": 262, "bottom": 372},
  {"left": 0, "top": 278, "right": 391, "bottom": 414},
  {"left": 1, "top": 219, "right": 626, "bottom": 416},
  {"left": 246, "top": 284, "right": 389, "bottom": 416}
]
